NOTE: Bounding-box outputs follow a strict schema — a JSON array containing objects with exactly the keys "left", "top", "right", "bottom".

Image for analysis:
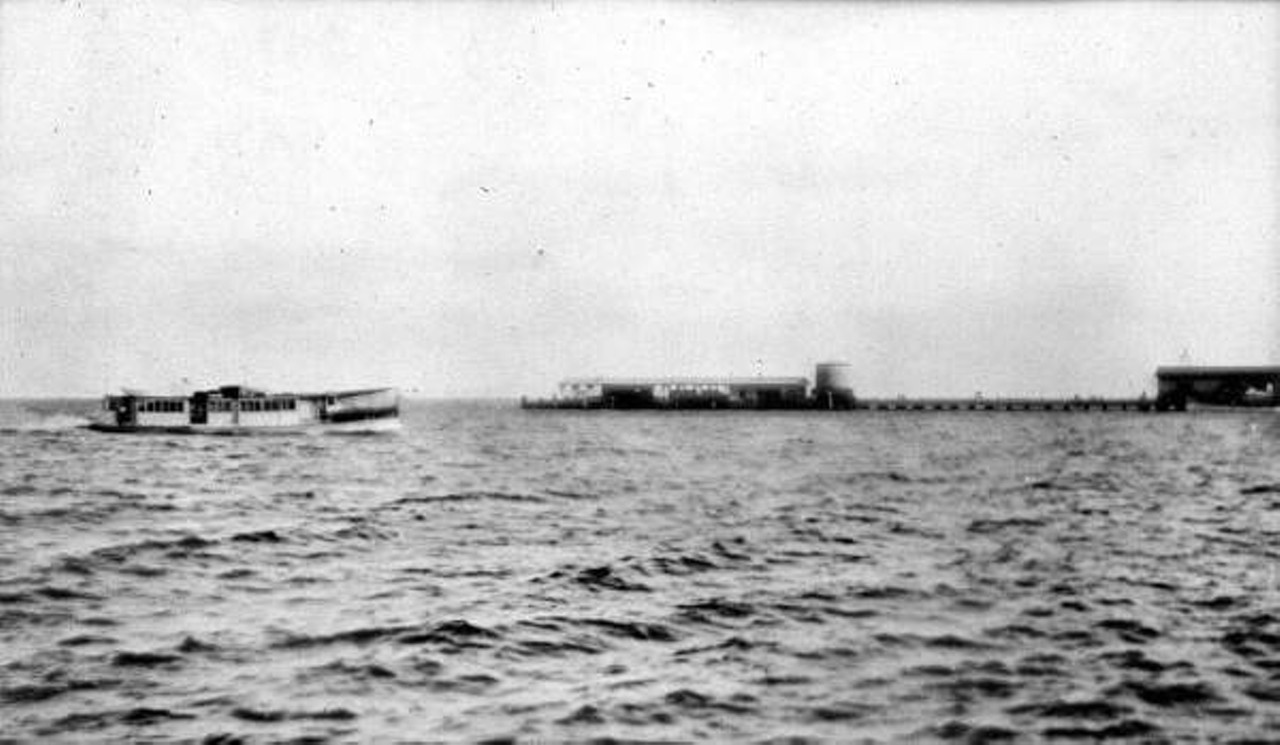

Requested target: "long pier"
[
  {"left": 521, "top": 396, "right": 1156, "bottom": 412},
  {"left": 523, "top": 364, "right": 1280, "bottom": 412}
]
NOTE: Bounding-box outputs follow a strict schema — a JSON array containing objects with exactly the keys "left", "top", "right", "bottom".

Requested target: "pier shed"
[
  {"left": 1155, "top": 366, "right": 1280, "bottom": 410},
  {"left": 555, "top": 377, "right": 809, "bottom": 409}
]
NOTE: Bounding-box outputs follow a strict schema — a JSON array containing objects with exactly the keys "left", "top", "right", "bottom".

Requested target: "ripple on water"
[{"left": 2, "top": 403, "right": 1279, "bottom": 740}]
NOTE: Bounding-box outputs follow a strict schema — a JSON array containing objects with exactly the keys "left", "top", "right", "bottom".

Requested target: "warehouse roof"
[
  {"left": 1156, "top": 366, "right": 1280, "bottom": 378},
  {"left": 560, "top": 377, "right": 808, "bottom": 388}
]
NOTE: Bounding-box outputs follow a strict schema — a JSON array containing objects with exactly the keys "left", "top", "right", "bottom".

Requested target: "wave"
[
  {"left": 0, "top": 413, "right": 94, "bottom": 433},
  {"left": 271, "top": 618, "right": 501, "bottom": 651},
  {"left": 231, "top": 705, "right": 357, "bottom": 722}
]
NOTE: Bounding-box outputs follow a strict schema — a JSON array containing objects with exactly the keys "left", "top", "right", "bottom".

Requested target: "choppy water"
[{"left": 3, "top": 399, "right": 1280, "bottom": 742}]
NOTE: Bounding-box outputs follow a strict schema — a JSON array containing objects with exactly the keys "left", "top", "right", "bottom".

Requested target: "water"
[{"left": 3, "top": 399, "right": 1280, "bottom": 741}]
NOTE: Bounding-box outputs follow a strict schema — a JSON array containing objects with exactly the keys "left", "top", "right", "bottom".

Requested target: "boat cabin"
[{"left": 103, "top": 387, "right": 313, "bottom": 429}]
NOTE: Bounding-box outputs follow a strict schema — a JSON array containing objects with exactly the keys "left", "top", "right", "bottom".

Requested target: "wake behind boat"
[{"left": 88, "top": 385, "right": 400, "bottom": 434}]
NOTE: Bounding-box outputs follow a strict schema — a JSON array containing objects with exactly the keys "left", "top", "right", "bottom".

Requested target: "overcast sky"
[{"left": 2, "top": 1, "right": 1276, "bottom": 397}]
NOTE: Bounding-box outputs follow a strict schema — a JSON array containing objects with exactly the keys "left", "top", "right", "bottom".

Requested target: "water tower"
[{"left": 814, "top": 362, "right": 855, "bottom": 410}]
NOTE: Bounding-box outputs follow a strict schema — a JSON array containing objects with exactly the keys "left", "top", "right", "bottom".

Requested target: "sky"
[{"left": 1, "top": 1, "right": 1277, "bottom": 398}]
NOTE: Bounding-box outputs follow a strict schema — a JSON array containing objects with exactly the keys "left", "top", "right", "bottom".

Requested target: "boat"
[{"left": 87, "top": 385, "right": 400, "bottom": 434}]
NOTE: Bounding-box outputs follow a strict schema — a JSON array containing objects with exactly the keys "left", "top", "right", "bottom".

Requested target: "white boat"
[{"left": 88, "top": 385, "right": 400, "bottom": 434}]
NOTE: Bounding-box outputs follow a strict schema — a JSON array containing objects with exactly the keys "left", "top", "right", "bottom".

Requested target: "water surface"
[{"left": 3, "top": 400, "right": 1280, "bottom": 741}]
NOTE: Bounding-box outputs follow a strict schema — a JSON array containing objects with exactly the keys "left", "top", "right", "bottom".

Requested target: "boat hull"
[{"left": 86, "top": 416, "right": 401, "bottom": 435}]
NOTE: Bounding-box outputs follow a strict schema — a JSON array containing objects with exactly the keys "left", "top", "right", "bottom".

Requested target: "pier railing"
[{"left": 852, "top": 397, "right": 1153, "bottom": 412}]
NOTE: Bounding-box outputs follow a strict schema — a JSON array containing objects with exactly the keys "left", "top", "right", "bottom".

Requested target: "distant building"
[
  {"left": 556, "top": 376, "right": 810, "bottom": 409},
  {"left": 1155, "top": 366, "right": 1280, "bottom": 410}
]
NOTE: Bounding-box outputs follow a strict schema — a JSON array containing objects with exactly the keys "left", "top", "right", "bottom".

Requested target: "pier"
[
  {"left": 521, "top": 395, "right": 1154, "bottom": 412},
  {"left": 521, "top": 363, "right": 1280, "bottom": 413}
]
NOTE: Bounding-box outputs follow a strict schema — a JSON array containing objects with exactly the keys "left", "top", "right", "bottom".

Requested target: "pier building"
[
  {"left": 553, "top": 376, "right": 810, "bottom": 409},
  {"left": 1155, "top": 366, "right": 1280, "bottom": 410},
  {"left": 814, "top": 362, "right": 856, "bottom": 410}
]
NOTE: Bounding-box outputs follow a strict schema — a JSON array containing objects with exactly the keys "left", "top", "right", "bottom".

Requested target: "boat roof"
[{"left": 114, "top": 386, "right": 394, "bottom": 399}]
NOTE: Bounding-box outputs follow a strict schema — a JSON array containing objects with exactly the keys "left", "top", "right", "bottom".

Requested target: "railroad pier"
[
  {"left": 520, "top": 395, "right": 1154, "bottom": 412},
  {"left": 521, "top": 363, "right": 1279, "bottom": 413}
]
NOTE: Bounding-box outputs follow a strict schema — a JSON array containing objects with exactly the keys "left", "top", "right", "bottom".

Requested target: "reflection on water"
[{"left": 2, "top": 400, "right": 1280, "bottom": 740}]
